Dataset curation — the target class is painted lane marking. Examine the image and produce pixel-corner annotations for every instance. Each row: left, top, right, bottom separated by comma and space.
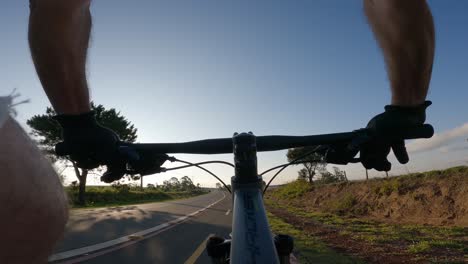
49, 192, 226, 263
225, 209, 231, 215
184, 234, 214, 264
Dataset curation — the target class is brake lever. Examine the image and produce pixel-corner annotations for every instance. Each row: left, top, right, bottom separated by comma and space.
122, 146, 170, 176
101, 163, 127, 183
118, 145, 140, 162
318, 129, 370, 165
347, 129, 371, 153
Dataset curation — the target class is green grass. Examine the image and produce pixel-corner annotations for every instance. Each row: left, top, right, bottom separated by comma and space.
272, 179, 313, 199
266, 194, 467, 258
66, 186, 209, 208
269, 202, 467, 256
267, 212, 363, 264
408, 241, 432, 253
406, 239, 464, 254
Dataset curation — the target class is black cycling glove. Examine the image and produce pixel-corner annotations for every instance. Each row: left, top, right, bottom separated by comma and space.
54, 111, 121, 170
360, 101, 432, 171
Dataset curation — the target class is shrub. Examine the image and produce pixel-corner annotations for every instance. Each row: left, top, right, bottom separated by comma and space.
111, 182, 131, 193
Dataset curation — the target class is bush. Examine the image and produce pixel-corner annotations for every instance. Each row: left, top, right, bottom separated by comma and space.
111, 182, 131, 194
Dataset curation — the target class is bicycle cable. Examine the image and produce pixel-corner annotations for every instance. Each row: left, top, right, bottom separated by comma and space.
259, 162, 305, 176
137, 146, 324, 195
168, 158, 233, 193
163, 160, 235, 171
262, 146, 324, 196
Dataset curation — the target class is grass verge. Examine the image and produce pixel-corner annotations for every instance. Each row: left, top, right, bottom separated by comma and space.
66, 186, 209, 208
267, 212, 363, 264
266, 199, 467, 263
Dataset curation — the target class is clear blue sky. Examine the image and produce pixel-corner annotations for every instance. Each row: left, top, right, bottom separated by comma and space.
1, 1, 467, 186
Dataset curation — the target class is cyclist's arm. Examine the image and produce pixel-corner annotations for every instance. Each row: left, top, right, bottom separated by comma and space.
0, 117, 68, 263
364, 0, 435, 106
29, 0, 92, 114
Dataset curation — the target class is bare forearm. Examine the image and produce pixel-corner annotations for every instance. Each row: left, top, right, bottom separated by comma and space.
28, 0, 92, 114
364, 0, 435, 106
0, 118, 68, 263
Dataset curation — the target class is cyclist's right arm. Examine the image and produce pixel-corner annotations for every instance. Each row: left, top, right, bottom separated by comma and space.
362, 0, 435, 171
364, 0, 435, 107
29, 0, 92, 115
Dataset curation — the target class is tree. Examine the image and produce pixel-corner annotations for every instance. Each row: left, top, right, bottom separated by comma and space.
297, 168, 308, 181
162, 180, 171, 191
180, 176, 195, 191
27, 103, 138, 205
169, 177, 180, 190
332, 167, 348, 182
287, 147, 326, 184
316, 166, 348, 184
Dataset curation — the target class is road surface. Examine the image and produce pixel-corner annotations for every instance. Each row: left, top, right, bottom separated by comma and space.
49, 191, 232, 263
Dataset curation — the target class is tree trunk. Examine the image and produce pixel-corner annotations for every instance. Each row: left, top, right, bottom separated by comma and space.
78, 170, 88, 205
305, 163, 316, 184
72, 162, 88, 205
140, 176, 143, 190
308, 168, 315, 184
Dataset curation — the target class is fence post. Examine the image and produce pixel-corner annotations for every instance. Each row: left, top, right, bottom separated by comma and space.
365, 169, 369, 181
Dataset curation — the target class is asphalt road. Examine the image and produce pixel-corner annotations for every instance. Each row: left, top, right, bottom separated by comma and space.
50, 191, 232, 264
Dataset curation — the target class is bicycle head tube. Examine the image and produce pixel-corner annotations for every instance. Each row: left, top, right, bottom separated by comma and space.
230, 132, 280, 264
232, 132, 259, 183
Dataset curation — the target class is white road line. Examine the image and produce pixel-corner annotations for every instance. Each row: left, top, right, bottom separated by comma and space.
49, 192, 226, 263
184, 234, 214, 264
225, 209, 231, 215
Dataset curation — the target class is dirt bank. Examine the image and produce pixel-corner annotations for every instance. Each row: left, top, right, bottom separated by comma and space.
271, 166, 468, 226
